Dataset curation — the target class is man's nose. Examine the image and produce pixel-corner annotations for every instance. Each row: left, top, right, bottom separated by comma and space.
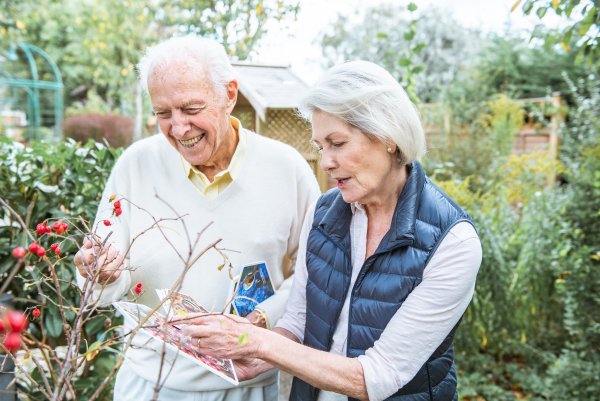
171, 110, 190, 138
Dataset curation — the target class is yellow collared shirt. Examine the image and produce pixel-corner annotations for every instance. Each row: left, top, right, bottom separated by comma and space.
180, 117, 246, 199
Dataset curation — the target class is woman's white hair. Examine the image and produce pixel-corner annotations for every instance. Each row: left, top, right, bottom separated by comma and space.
137, 35, 236, 99
299, 60, 426, 164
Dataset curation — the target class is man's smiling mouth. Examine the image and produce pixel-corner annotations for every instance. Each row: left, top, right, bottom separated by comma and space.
179, 133, 205, 148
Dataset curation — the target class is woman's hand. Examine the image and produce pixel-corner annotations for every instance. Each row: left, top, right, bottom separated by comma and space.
179, 313, 262, 360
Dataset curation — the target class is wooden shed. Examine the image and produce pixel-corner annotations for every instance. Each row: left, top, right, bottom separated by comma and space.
231, 63, 329, 191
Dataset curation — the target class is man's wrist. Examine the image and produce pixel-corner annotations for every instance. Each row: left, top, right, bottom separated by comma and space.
248, 308, 270, 329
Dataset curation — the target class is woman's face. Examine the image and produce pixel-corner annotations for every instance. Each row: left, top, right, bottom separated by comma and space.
311, 111, 398, 205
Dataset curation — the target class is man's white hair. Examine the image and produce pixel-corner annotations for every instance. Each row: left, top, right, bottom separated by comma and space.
137, 35, 236, 98
299, 60, 426, 164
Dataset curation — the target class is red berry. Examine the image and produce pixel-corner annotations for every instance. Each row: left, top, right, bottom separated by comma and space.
44, 226, 51, 234
52, 221, 67, 234
37, 247, 46, 257
12, 246, 26, 259
54, 247, 61, 256
113, 200, 121, 209
114, 207, 122, 216
7, 311, 28, 332
36, 223, 47, 235
50, 243, 59, 250
28, 242, 39, 253
32, 308, 41, 318
134, 287, 142, 294
2, 332, 22, 352
135, 282, 142, 288
0, 319, 5, 333
103, 220, 111, 226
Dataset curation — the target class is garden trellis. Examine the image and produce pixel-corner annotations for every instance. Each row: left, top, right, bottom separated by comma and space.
0, 43, 63, 140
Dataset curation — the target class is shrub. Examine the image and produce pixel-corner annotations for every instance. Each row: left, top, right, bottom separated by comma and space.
0, 137, 122, 399
63, 113, 133, 148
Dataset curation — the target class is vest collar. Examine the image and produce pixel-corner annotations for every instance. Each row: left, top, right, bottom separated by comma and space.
317, 161, 425, 251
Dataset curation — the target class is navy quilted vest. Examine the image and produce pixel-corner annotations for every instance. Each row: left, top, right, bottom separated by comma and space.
290, 161, 474, 401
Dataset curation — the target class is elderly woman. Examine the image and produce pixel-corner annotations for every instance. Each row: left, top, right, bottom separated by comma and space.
182, 61, 482, 401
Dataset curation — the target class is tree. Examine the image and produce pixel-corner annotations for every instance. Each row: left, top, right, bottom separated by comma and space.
513, 0, 599, 63
1, 0, 299, 116
319, 4, 482, 102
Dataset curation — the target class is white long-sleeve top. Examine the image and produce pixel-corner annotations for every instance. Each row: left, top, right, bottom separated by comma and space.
276, 201, 482, 401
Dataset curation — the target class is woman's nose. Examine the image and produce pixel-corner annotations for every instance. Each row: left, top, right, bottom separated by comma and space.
319, 150, 336, 172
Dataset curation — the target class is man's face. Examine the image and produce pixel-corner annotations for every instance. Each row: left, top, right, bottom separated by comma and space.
149, 67, 238, 171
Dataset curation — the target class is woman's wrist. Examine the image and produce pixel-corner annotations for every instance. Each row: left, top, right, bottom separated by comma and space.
249, 323, 270, 360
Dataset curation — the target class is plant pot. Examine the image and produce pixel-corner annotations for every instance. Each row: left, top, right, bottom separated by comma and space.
0, 354, 16, 401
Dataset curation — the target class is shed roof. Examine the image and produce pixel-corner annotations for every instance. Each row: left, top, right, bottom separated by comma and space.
232, 63, 309, 120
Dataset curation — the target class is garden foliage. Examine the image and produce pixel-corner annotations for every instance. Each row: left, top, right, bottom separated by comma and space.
0, 137, 121, 399
426, 76, 599, 400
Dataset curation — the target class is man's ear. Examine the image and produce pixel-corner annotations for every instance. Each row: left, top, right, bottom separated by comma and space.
225, 79, 238, 112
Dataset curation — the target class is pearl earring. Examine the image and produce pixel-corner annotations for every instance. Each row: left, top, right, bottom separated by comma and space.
387, 147, 393, 153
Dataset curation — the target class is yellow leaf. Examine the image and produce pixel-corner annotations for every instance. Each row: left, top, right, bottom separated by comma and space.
552, 0, 559, 9
121, 68, 129, 77
109, 194, 116, 201
15, 20, 26, 30
510, 0, 522, 13
86, 349, 100, 361
481, 334, 488, 348
561, 41, 571, 52
217, 264, 225, 271
255, 5, 263, 15
85, 340, 102, 361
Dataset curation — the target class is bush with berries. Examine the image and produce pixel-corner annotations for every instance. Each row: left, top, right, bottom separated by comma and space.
0, 137, 122, 400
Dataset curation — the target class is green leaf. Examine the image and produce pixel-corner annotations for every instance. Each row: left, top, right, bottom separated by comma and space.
536, 6, 547, 19
398, 57, 412, 67
403, 30, 416, 41
44, 306, 64, 337
407, 3, 417, 12
85, 315, 108, 337
237, 332, 249, 345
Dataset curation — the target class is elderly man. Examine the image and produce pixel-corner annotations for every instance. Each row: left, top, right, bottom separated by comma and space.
74, 36, 320, 401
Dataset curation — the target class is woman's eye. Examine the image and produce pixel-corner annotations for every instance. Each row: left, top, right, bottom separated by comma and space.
332, 142, 345, 148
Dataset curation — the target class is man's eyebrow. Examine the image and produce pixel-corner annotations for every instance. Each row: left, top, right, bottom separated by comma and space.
180, 100, 206, 108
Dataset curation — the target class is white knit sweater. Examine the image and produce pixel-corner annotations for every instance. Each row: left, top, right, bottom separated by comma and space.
79, 131, 320, 391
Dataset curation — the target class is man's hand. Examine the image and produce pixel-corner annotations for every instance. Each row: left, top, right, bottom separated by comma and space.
74, 237, 125, 285
234, 357, 274, 381
246, 309, 268, 329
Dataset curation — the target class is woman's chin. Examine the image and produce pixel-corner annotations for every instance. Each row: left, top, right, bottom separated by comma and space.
339, 191, 357, 204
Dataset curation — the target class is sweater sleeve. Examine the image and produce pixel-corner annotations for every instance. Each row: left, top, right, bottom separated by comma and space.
255, 158, 321, 326
75, 150, 133, 306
